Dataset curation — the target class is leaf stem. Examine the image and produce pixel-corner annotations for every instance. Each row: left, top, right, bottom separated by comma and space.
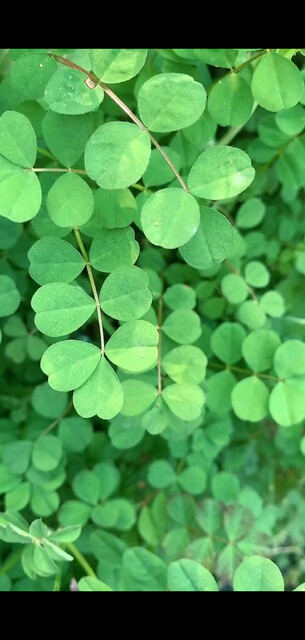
31, 167, 87, 175
49, 53, 188, 192
53, 564, 63, 591
66, 543, 97, 578
208, 361, 281, 382
0, 549, 23, 577
74, 227, 105, 356
38, 398, 73, 439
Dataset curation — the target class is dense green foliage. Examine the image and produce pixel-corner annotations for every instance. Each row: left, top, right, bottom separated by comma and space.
0, 48, 305, 592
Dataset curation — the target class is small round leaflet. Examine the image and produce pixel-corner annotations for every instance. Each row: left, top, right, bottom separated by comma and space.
141, 188, 200, 249
188, 146, 255, 199
46, 173, 94, 228
85, 122, 151, 189
99, 266, 152, 321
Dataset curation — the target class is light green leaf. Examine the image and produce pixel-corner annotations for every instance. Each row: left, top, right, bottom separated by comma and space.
163, 284, 196, 311
42, 111, 90, 168
105, 320, 158, 372
32, 282, 96, 337
72, 470, 100, 505
211, 472, 240, 503
90, 49, 147, 83
46, 173, 94, 227
245, 261, 270, 288
188, 146, 255, 199
179, 206, 234, 269
32, 435, 63, 472
123, 547, 167, 591
40, 340, 101, 392
44, 66, 104, 115
78, 577, 113, 591
208, 74, 253, 127
100, 266, 152, 321
141, 188, 200, 249
143, 147, 182, 188
162, 310, 201, 344
2, 440, 32, 475
211, 322, 246, 364
269, 378, 305, 427
162, 383, 205, 421
32, 382, 68, 419
93, 462, 120, 500
120, 380, 158, 416
0, 111, 37, 167
178, 467, 207, 495
0, 157, 42, 222
89, 227, 139, 273
242, 329, 281, 372
252, 52, 303, 112
148, 460, 176, 489
0, 275, 20, 317
162, 345, 207, 384
11, 53, 58, 101
236, 198, 266, 229
273, 340, 305, 378
28, 236, 85, 285
231, 376, 269, 421
73, 358, 124, 420
85, 122, 151, 189
221, 273, 248, 305
59, 417, 93, 453
137, 73, 206, 132
168, 559, 218, 591
233, 556, 284, 591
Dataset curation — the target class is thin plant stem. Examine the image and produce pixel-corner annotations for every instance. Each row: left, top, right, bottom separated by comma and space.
39, 399, 73, 439
53, 564, 63, 591
66, 543, 97, 578
30, 167, 87, 175
157, 297, 163, 395
0, 549, 23, 577
208, 361, 281, 382
74, 227, 105, 356
49, 53, 189, 192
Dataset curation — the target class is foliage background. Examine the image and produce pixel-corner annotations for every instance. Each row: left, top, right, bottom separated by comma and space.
0, 48, 305, 592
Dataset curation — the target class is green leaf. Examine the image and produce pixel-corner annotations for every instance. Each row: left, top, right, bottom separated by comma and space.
275, 104, 305, 136
162, 310, 201, 344
252, 52, 303, 112
11, 53, 58, 101
148, 460, 176, 489
2, 440, 32, 475
5, 482, 31, 511
273, 340, 305, 378
40, 340, 101, 392
242, 329, 281, 372
196, 499, 222, 534
221, 273, 248, 305
85, 122, 151, 189
269, 378, 305, 427
28, 237, 85, 285
32, 435, 63, 472
30, 486, 59, 517
93, 462, 120, 500
90, 530, 127, 567
188, 146, 255, 199
163, 284, 196, 311
211, 322, 246, 364
123, 547, 167, 591
231, 376, 269, 421
46, 173, 94, 228
120, 380, 158, 416
137, 73, 206, 132
141, 188, 200, 249
245, 261, 270, 288
89, 227, 139, 273
0, 111, 37, 167
0, 157, 42, 222
167, 559, 218, 591
90, 49, 147, 83
59, 417, 93, 453
88, 188, 137, 231
58, 500, 91, 527
233, 556, 284, 591
178, 467, 207, 495
105, 320, 158, 372
32, 382, 68, 419
208, 74, 253, 127
78, 576, 113, 591
72, 470, 100, 506
73, 358, 124, 420
162, 383, 205, 421
100, 266, 152, 321
179, 206, 234, 269
143, 147, 182, 188
236, 198, 266, 229
48, 525, 81, 544
206, 370, 236, 414
0, 276, 20, 317
32, 282, 96, 337
42, 111, 89, 168
44, 66, 104, 115
211, 472, 240, 503
162, 345, 207, 384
